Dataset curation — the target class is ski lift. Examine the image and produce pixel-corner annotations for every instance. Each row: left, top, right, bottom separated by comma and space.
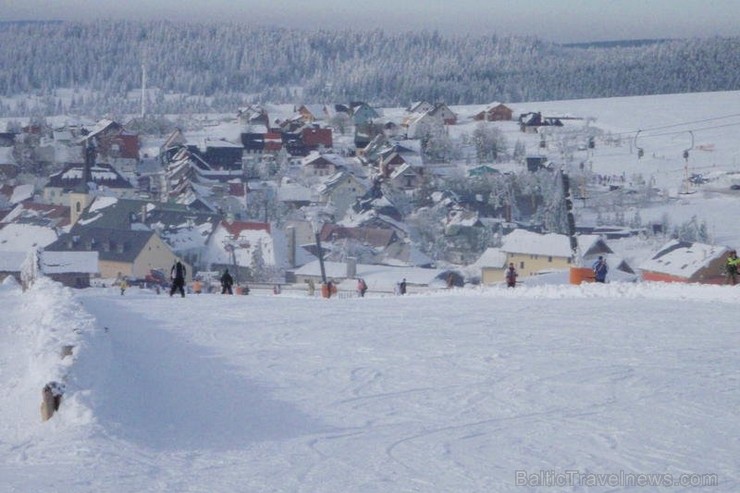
682, 130, 694, 161
634, 130, 644, 159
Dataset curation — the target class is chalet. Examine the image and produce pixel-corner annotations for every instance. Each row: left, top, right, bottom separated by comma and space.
639, 240, 730, 284
83, 119, 140, 160
302, 126, 333, 151
350, 102, 380, 126
46, 226, 188, 281
387, 163, 424, 191
301, 152, 347, 178
379, 144, 424, 177
316, 171, 367, 219
428, 103, 457, 125
473, 103, 513, 122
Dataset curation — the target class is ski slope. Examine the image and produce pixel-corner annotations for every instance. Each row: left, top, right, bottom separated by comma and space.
0, 278, 737, 492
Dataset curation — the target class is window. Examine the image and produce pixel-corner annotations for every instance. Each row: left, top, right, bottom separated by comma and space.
548, 256, 553, 262
519, 261, 524, 269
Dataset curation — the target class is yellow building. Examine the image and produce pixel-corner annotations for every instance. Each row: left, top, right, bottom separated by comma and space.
481, 230, 574, 284
46, 226, 190, 281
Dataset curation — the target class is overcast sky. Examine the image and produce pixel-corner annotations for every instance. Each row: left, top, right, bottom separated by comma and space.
3, 0, 740, 43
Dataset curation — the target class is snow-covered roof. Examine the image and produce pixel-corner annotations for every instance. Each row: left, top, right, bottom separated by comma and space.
638, 240, 729, 277
0, 223, 58, 251
40, 251, 99, 274
9, 184, 33, 204
473, 248, 508, 269
500, 229, 572, 257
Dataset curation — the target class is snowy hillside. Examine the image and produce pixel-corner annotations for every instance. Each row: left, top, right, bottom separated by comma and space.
1, 277, 737, 492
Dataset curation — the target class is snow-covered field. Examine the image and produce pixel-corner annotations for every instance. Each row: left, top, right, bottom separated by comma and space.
1, 277, 737, 492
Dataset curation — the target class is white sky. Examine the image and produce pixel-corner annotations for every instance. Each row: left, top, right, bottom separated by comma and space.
3, 0, 740, 43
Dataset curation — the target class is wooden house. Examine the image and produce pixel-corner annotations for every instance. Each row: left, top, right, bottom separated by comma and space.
473, 103, 513, 122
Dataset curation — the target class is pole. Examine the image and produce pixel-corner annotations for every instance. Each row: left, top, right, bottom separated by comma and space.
315, 231, 327, 284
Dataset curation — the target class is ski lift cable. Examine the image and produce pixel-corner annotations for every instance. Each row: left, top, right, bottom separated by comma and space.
633, 121, 740, 139
608, 113, 740, 137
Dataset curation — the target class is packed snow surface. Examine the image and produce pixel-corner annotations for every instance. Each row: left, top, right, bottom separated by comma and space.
1, 278, 737, 492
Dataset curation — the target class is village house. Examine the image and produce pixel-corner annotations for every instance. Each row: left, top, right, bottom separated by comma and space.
203, 219, 276, 281
316, 171, 367, 220
350, 102, 380, 126
639, 240, 730, 284
301, 151, 347, 178
386, 163, 425, 191
497, 229, 573, 280
46, 226, 188, 281
43, 162, 136, 208
473, 103, 514, 122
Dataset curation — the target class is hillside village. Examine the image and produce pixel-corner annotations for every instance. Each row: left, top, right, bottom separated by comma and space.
0, 95, 738, 292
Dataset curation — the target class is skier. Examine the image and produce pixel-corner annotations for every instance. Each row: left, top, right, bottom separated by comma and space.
726, 250, 739, 285
505, 263, 518, 288
220, 269, 234, 294
170, 260, 187, 297
399, 278, 407, 295
119, 277, 128, 295
592, 256, 608, 283
357, 278, 367, 297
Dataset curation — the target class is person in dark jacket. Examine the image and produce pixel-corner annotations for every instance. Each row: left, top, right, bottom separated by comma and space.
399, 278, 407, 295
220, 269, 234, 294
505, 263, 518, 288
170, 260, 187, 297
592, 256, 608, 283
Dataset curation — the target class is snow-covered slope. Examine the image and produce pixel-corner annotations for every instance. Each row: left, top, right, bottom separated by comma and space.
1, 279, 737, 492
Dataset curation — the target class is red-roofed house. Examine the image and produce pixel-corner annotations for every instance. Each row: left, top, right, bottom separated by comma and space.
639, 240, 730, 284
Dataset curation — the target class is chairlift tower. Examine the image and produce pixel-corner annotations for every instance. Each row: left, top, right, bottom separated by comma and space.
681, 131, 695, 195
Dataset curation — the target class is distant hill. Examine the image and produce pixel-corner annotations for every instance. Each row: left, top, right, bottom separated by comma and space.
0, 21, 738, 117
